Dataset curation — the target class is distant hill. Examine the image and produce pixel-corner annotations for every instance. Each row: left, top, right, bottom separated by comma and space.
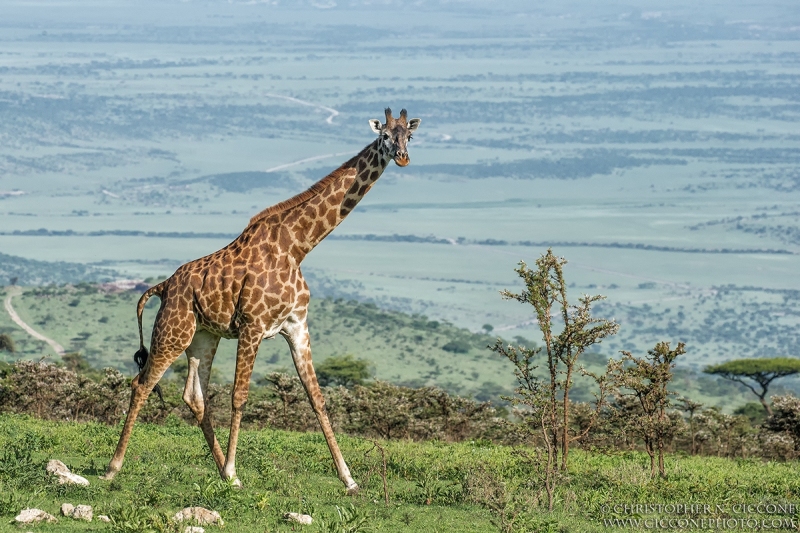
0, 252, 118, 286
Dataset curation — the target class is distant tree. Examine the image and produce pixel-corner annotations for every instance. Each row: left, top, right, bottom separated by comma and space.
441, 339, 471, 354
482, 324, 494, 333
316, 354, 372, 387
704, 358, 800, 416
62, 352, 91, 373
609, 342, 685, 477
0, 334, 15, 353
733, 402, 768, 427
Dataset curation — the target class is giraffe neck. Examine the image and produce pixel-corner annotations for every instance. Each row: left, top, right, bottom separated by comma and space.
253, 138, 392, 262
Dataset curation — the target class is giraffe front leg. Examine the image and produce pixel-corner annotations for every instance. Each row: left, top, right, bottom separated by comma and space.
282, 319, 358, 494
221, 326, 261, 487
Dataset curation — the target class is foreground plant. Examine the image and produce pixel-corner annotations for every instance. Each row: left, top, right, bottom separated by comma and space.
609, 341, 685, 477
490, 249, 618, 509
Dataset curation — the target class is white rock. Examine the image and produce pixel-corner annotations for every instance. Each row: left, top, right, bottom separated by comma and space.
74, 505, 93, 521
15, 508, 57, 524
184, 527, 205, 533
173, 507, 223, 526
97, 515, 111, 523
284, 512, 313, 525
61, 503, 93, 521
46, 459, 89, 486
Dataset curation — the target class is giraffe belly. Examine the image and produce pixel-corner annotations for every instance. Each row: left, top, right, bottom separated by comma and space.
195, 315, 239, 339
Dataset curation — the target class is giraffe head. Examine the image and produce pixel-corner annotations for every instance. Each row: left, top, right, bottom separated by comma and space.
368, 108, 420, 167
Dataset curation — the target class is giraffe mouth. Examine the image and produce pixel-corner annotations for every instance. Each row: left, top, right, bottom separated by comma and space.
394, 155, 409, 167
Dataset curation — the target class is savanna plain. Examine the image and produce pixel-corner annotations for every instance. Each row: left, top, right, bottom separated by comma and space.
1, 0, 799, 531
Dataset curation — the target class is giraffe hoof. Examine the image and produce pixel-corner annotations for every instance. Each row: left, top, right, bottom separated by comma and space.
99, 471, 116, 481
345, 483, 359, 496
231, 477, 243, 489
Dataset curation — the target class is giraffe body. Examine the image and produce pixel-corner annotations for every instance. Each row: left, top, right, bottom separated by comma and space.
101, 109, 420, 493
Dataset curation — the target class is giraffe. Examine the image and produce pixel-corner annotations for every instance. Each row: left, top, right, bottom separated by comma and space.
100, 108, 420, 494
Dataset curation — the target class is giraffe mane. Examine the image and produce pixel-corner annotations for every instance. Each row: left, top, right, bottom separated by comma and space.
245, 145, 372, 228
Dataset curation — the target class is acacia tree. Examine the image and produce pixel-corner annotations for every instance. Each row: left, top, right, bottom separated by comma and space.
492, 249, 618, 472
704, 358, 800, 416
609, 342, 684, 477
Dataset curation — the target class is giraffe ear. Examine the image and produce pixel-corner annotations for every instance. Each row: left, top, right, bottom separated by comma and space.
407, 118, 421, 132
368, 119, 383, 135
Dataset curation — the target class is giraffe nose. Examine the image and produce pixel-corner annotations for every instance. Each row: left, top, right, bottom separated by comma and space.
394, 151, 409, 166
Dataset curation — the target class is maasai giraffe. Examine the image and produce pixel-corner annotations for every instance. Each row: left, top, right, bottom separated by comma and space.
101, 108, 420, 493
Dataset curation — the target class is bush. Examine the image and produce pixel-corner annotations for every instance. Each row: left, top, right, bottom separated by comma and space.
0, 334, 14, 353
441, 339, 471, 354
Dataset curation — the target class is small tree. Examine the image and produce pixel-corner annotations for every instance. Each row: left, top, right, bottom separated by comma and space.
609, 341, 684, 477
704, 358, 800, 416
492, 250, 618, 472
489, 340, 557, 510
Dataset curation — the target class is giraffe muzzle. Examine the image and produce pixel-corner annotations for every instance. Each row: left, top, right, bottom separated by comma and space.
394, 153, 409, 167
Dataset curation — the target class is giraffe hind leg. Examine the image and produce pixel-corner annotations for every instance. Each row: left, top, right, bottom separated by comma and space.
102, 305, 195, 481
183, 329, 226, 475
102, 342, 187, 480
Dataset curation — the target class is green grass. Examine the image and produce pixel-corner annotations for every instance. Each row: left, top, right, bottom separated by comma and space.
0, 412, 798, 532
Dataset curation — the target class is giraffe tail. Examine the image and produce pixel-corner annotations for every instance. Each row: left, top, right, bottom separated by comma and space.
134, 280, 167, 404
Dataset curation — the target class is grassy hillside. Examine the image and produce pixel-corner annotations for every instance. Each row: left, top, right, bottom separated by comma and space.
0, 413, 798, 532
0, 283, 791, 411
0, 283, 513, 402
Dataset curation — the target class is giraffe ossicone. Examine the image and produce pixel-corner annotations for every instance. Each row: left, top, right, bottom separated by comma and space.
100, 108, 421, 494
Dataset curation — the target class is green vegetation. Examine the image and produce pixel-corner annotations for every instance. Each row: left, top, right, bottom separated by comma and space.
0, 334, 14, 353
0, 412, 798, 532
490, 250, 619, 508
704, 358, 800, 415
609, 342, 686, 478
0, 283, 788, 412
0, 284, 511, 402
316, 355, 372, 388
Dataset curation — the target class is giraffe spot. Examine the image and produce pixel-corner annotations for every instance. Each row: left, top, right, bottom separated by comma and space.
313, 220, 327, 237
357, 159, 366, 172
